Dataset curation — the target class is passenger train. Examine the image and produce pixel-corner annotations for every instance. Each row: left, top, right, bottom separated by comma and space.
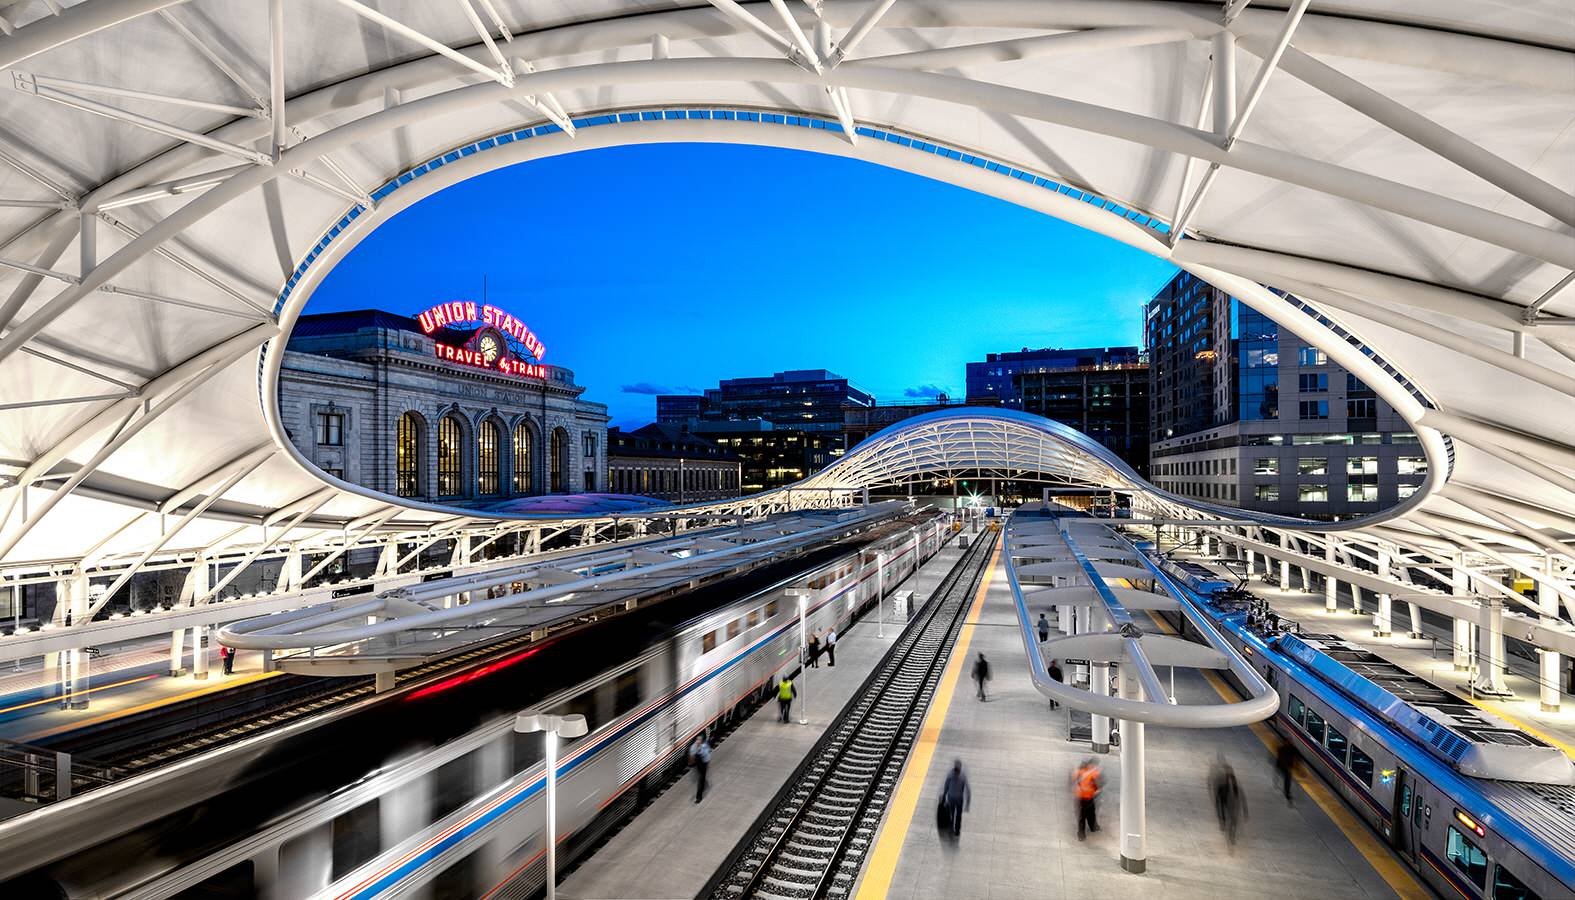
13, 509, 946, 898
1154, 554, 1575, 900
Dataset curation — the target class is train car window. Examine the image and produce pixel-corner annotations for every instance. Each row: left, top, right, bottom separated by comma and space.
1446, 827, 1489, 888
727, 619, 741, 640
331, 799, 381, 880
431, 749, 479, 822
748, 609, 761, 628
1304, 708, 1326, 743
1400, 784, 1412, 817
1491, 863, 1541, 900
1349, 746, 1374, 787
172, 861, 253, 899
1325, 726, 1349, 765
1288, 694, 1306, 727
702, 631, 717, 653
614, 669, 642, 718
427, 848, 480, 900
767, 599, 780, 618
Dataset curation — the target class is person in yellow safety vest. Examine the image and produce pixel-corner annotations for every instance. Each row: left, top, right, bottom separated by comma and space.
1074, 759, 1102, 840
777, 676, 796, 723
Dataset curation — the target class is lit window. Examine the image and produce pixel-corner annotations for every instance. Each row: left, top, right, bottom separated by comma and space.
396, 412, 422, 498
1397, 456, 1428, 475
1299, 484, 1329, 502
437, 415, 464, 497
1298, 457, 1327, 475
1347, 456, 1378, 475
1397, 483, 1420, 499
1255, 485, 1279, 501
1254, 457, 1279, 475
478, 420, 501, 495
1447, 828, 1488, 889
1347, 484, 1378, 502
315, 411, 344, 446
513, 422, 534, 494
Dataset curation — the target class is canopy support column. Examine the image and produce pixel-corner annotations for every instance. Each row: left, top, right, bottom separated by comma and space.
1118, 662, 1146, 874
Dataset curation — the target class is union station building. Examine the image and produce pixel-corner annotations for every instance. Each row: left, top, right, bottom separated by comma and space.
277, 307, 608, 504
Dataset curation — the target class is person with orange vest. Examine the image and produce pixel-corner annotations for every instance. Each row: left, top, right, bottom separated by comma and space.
1074, 759, 1102, 840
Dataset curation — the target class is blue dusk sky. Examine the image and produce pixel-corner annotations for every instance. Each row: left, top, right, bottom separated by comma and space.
311, 143, 1177, 427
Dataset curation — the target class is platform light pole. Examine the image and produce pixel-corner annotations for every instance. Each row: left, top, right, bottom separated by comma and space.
876, 551, 886, 638
515, 711, 589, 900
786, 589, 810, 725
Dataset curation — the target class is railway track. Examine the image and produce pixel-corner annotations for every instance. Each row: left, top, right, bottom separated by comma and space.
706, 531, 996, 900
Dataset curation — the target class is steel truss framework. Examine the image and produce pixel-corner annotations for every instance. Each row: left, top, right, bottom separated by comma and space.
0, 3, 1571, 669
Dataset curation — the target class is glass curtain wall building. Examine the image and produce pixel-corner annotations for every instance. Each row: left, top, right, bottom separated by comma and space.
1145, 273, 1417, 519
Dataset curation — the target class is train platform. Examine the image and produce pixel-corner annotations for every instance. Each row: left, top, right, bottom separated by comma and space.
0, 638, 274, 744
846, 537, 1425, 900
559, 543, 969, 900
1172, 547, 1575, 757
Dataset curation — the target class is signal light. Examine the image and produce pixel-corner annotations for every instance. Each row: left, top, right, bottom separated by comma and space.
1454, 809, 1485, 837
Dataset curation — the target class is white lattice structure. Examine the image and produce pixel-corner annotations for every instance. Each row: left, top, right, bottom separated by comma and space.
0, 3, 1570, 683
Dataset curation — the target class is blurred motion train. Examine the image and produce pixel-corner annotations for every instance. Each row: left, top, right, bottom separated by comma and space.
7, 509, 945, 898
1156, 555, 1575, 900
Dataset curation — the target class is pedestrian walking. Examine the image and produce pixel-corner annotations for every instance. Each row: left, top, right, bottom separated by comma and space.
972, 652, 991, 701
777, 676, 796, 723
824, 627, 837, 667
807, 631, 821, 668
937, 759, 971, 839
1074, 759, 1102, 840
1037, 612, 1051, 644
1275, 742, 1297, 805
219, 644, 235, 675
690, 734, 712, 803
1047, 659, 1064, 710
1210, 753, 1248, 849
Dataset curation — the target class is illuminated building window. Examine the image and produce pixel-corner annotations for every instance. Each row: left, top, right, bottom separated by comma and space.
438, 414, 464, 497
396, 412, 423, 498
478, 420, 501, 495
513, 421, 534, 494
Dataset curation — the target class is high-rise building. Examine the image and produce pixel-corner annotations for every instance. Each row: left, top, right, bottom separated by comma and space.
1144, 272, 1420, 519
963, 346, 1149, 475
688, 420, 842, 494
966, 346, 1142, 407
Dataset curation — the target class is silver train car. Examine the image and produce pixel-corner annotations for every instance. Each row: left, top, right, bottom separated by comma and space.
113, 511, 947, 899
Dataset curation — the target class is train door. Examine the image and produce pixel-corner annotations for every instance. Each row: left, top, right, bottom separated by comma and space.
1392, 769, 1420, 870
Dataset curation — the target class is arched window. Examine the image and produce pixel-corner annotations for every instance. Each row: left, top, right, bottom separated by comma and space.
396, 412, 423, 497
478, 419, 501, 495
550, 427, 569, 493
437, 414, 464, 497
513, 421, 534, 494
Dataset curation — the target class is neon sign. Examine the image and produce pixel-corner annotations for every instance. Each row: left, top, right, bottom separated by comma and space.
416, 301, 545, 361
416, 301, 549, 381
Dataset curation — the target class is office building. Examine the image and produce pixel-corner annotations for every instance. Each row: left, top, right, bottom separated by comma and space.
657, 369, 873, 434
607, 423, 742, 502
687, 420, 842, 494
966, 346, 1142, 407
1144, 272, 1419, 518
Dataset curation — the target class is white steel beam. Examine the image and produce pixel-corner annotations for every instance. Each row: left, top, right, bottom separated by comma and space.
703, 0, 803, 65
13, 75, 273, 165
91, 164, 252, 212
325, 0, 511, 86
269, 0, 286, 157
157, 8, 267, 109
24, 72, 264, 118
829, 0, 898, 65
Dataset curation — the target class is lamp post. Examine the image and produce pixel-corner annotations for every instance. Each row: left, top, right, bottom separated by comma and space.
785, 589, 810, 725
515, 711, 589, 900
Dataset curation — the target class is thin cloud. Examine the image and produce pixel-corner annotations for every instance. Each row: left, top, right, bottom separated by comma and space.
902, 384, 950, 398
621, 382, 702, 395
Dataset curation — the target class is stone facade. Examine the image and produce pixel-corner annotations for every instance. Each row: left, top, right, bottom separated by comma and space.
277, 310, 607, 504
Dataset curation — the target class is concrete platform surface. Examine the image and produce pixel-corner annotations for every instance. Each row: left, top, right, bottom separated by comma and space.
850, 537, 1417, 900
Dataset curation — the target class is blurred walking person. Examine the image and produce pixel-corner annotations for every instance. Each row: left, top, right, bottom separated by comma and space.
1275, 743, 1297, 805
1074, 759, 1102, 840
1037, 612, 1051, 643
937, 760, 971, 839
807, 631, 821, 668
1211, 753, 1248, 849
972, 652, 991, 701
690, 734, 711, 803
777, 676, 796, 723
1046, 659, 1063, 710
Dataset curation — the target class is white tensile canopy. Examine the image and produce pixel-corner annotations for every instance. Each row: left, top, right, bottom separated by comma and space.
0, 2, 1569, 615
